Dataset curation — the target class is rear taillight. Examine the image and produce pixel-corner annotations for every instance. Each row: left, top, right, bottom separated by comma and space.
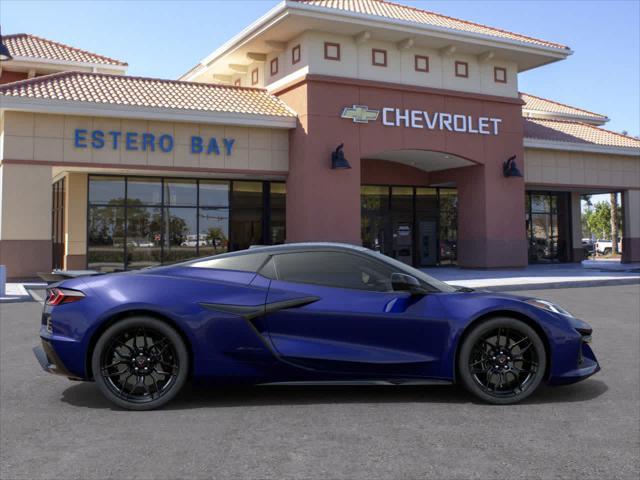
45, 288, 85, 306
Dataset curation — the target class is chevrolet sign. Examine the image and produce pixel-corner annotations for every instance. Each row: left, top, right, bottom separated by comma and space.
340, 104, 502, 135
341, 105, 380, 123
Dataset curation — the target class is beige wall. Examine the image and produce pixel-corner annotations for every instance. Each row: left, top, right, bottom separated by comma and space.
524, 148, 640, 189
624, 189, 640, 238
1, 112, 289, 172
196, 30, 519, 98
0, 162, 52, 240
65, 172, 88, 261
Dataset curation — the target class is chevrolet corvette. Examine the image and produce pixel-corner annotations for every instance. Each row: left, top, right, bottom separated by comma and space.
34, 243, 600, 410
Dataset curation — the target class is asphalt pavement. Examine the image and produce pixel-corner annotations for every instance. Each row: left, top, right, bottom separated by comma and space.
1, 285, 639, 479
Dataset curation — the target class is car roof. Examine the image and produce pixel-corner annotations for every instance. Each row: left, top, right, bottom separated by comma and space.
242, 242, 369, 255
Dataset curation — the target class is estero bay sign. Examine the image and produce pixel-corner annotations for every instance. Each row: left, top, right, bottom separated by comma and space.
341, 105, 503, 135
74, 129, 236, 155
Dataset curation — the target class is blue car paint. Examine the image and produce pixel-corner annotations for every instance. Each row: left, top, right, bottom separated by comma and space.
38, 262, 599, 387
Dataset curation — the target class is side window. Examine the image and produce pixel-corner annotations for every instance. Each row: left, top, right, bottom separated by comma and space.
273, 251, 393, 292
189, 252, 269, 272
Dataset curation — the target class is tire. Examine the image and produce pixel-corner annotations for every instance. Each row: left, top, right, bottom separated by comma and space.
603, 248, 612, 256
92, 316, 189, 411
458, 317, 546, 405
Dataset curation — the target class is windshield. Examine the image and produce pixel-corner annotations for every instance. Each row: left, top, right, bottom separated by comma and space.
365, 249, 458, 293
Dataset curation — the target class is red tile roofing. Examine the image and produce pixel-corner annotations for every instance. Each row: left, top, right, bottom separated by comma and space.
292, 0, 569, 50
3, 33, 127, 67
520, 93, 608, 121
0, 71, 296, 118
524, 118, 640, 149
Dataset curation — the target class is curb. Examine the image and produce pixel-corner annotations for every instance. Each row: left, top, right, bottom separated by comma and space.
478, 278, 640, 292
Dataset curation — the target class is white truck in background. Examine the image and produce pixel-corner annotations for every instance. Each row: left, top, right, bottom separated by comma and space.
594, 238, 623, 255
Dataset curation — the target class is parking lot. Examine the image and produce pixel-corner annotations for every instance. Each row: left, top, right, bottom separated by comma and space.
1, 284, 639, 480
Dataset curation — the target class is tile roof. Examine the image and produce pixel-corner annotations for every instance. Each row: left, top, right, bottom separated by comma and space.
3, 33, 127, 67
292, 0, 569, 50
0, 71, 297, 118
523, 118, 640, 149
520, 93, 608, 121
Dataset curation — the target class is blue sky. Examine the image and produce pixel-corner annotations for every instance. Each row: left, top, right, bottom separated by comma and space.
2, 0, 639, 136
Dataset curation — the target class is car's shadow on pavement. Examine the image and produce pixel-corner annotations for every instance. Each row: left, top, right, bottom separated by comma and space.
60, 379, 608, 411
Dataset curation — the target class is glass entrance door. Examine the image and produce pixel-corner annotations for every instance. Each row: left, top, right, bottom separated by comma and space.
526, 192, 570, 263
361, 185, 457, 267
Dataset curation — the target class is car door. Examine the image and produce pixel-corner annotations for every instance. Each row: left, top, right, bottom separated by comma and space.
260, 250, 450, 379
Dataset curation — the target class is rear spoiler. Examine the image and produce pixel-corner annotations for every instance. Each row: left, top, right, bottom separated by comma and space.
37, 269, 104, 284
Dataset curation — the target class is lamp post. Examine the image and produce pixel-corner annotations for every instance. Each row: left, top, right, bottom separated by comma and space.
0, 27, 13, 61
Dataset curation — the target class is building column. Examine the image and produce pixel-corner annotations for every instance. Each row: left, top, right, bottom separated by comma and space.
454, 164, 528, 268
0, 163, 53, 279
622, 189, 640, 263
570, 192, 585, 262
64, 172, 88, 270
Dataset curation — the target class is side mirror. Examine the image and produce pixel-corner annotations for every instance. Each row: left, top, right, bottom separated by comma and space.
391, 273, 428, 295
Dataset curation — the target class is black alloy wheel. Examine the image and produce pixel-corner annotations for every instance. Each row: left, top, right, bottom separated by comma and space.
458, 317, 546, 404
92, 317, 188, 410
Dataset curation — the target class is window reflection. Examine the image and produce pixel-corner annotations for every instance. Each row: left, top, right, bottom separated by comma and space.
126, 207, 163, 269
88, 206, 125, 272
199, 208, 229, 256
87, 176, 283, 271
127, 177, 162, 205
163, 208, 199, 263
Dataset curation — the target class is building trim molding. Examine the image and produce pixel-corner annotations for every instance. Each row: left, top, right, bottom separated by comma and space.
0, 96, 297, 129
272, 73, 524, 105
0, 159, 289, 178
524, 139, 640, 157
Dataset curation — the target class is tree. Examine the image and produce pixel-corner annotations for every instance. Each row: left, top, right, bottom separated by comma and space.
610, 193, 619, 254
584, 202, 612, 240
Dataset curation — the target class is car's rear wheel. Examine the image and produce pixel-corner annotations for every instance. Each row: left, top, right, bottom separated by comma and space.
458, 317, 546, 405
92, 316, 188, 410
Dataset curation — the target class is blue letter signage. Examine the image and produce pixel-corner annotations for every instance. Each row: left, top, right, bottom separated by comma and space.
75, 129, 235, 157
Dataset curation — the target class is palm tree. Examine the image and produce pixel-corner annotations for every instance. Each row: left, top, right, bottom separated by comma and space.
610, 192, 619, 255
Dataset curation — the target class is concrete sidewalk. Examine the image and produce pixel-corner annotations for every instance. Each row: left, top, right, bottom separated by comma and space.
423, 263, 640, 291
2, 263, 640, 303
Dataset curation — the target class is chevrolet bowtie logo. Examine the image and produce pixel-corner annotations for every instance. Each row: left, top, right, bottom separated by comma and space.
341, 105, 380, 124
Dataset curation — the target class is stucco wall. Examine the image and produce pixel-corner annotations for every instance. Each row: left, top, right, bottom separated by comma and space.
1, 111, 289, 173
524, 148, 640, 189
198, 30, 518, 99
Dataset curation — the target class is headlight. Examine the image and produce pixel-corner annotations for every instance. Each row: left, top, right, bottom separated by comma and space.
524, 298, 573, 317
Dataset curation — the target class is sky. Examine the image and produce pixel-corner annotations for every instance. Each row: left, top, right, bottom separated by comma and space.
1, 0, 639, 137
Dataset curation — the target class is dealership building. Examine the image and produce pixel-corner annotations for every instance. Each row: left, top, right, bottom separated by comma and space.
1, 0, 639, 279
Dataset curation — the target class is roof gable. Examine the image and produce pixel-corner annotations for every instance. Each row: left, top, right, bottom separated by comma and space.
292, 0, 569, 50
520, 92, 608, 124
3, 33, 127, 67
0, 71, 296, 124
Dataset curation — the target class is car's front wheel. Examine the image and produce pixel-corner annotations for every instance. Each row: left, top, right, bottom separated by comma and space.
458, 317, 546, 405
91, 316, 189, 410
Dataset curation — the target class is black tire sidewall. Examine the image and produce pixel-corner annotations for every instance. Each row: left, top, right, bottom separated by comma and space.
92, 316, 189, 411
458, 317, 547, 405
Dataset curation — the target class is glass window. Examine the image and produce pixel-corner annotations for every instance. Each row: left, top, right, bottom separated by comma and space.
232, 181, 263, 208
164, 179, 197, 207
190, 251, 270, 272
270, 183, 286, 245
126, 206, 162, 269
163, 208, 199, 263
89, 176, 125, 205
438, 189, 458, 265
127, 177, 162, 206
361, 186, 389, 213
273, 251, 394, 292
87, 176, 283, 270
87, 205, 125, 272
231, 181, 264, 250
200, 180, 230, 207
199, 208, 230, 257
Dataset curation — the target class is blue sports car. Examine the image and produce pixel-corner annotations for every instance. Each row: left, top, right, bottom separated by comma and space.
34, 243, 600, 410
